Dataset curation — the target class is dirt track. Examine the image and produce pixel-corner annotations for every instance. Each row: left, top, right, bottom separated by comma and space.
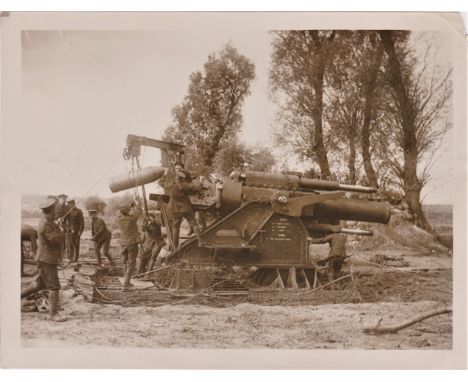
22, 296, 451, 349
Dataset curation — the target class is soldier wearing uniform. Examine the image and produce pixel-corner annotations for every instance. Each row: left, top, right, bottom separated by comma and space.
55, 194, 69, 220
118, 201, 142, 291
167, 162, 203, 248
21, 199, 67, 322
138, 215, 165, 274
89, 210, 115, 267
65, 198, 84, 262
21, 225, 38, 277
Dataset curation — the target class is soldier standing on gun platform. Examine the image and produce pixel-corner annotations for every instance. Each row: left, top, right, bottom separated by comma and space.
167, 162, 203, 248
20, 199, 67, 322
118, 200, 142, 291
89, 209, 115, 267
65, 198, 84, 262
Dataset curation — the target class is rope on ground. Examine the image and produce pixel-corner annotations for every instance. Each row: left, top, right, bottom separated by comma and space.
295, 273, 354, 296
167, 279, 229, 306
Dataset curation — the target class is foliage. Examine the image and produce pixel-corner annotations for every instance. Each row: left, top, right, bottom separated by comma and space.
213, 142, 276, 175
106, 193, 134, 217
270, 30, 339, 179
83, 195, 107, 213
164, 43, 255, 172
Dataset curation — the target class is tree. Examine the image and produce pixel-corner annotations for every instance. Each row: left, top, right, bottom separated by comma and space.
325, 31, 386, 187
249, 145, 277, 172
270, 31, 336, 179
83, 195, 107, 214
164, 43, 255, 173
213, 142, 276, 176
378, 31, 452, 230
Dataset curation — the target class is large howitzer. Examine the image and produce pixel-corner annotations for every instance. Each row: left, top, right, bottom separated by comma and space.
109, 137, 390, 291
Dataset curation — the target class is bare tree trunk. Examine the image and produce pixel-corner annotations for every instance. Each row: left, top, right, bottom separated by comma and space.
378, 31, 432, 231
403, 151, 433, 232
313, 64, 332, 180
361, 39, 383, 188
347, 134, 357, 185
346, 114, 357, 184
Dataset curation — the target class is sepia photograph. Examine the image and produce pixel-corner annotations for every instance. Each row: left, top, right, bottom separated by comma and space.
0, 12, 466, 369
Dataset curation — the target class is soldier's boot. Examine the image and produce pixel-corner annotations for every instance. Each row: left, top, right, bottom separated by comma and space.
193, 225, 206, 247
95, 251, 102, 267
122, 267, 134, 292
74, 241, 80, 262
105, 253, 115, 267
147, 257, 156, 272
21, 283, 41, 299
47, 290, 67, 322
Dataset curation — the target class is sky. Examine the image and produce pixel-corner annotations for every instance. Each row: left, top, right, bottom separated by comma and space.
20, 30, 454, 203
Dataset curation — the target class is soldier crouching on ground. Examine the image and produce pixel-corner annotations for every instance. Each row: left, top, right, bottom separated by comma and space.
65, 198, 84, 262
310, 232, 347, 281
21, 199, 67, 322
137, 214, 166, 275
89, 209, 115, 267
21, 224, 38, 277
118, 200, 142, 291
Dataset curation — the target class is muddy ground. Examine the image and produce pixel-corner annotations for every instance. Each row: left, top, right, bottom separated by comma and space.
21, 203, 453, 349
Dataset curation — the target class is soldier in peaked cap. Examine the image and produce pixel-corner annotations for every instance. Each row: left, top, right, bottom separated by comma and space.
65, 198, 84, 262
21, 199, 67, 322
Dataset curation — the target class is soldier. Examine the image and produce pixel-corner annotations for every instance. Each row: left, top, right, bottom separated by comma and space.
118, 201, 142, 291
327, 233, 347, 280
21, 224, 38, 277
55, 194, 69, 220
166, 162, 203, 248
65, 198, 84, 262
311, 232, 347, 281
20, 199, 67, 322
89, 210, 115, 267
138, 214, 165, 274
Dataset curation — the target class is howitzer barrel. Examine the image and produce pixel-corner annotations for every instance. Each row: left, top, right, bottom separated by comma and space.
299, 178, 376, 193
109, 166, 165, 193
303, 198, 391, 224
240, 171, 376, 193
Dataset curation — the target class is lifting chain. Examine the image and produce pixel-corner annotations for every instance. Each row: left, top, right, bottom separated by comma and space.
123, 147, 131, 161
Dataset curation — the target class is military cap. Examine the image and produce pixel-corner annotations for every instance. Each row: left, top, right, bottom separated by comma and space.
58, 194, 68, 198
67, 198, 75, 204
39, 199, 56, 211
